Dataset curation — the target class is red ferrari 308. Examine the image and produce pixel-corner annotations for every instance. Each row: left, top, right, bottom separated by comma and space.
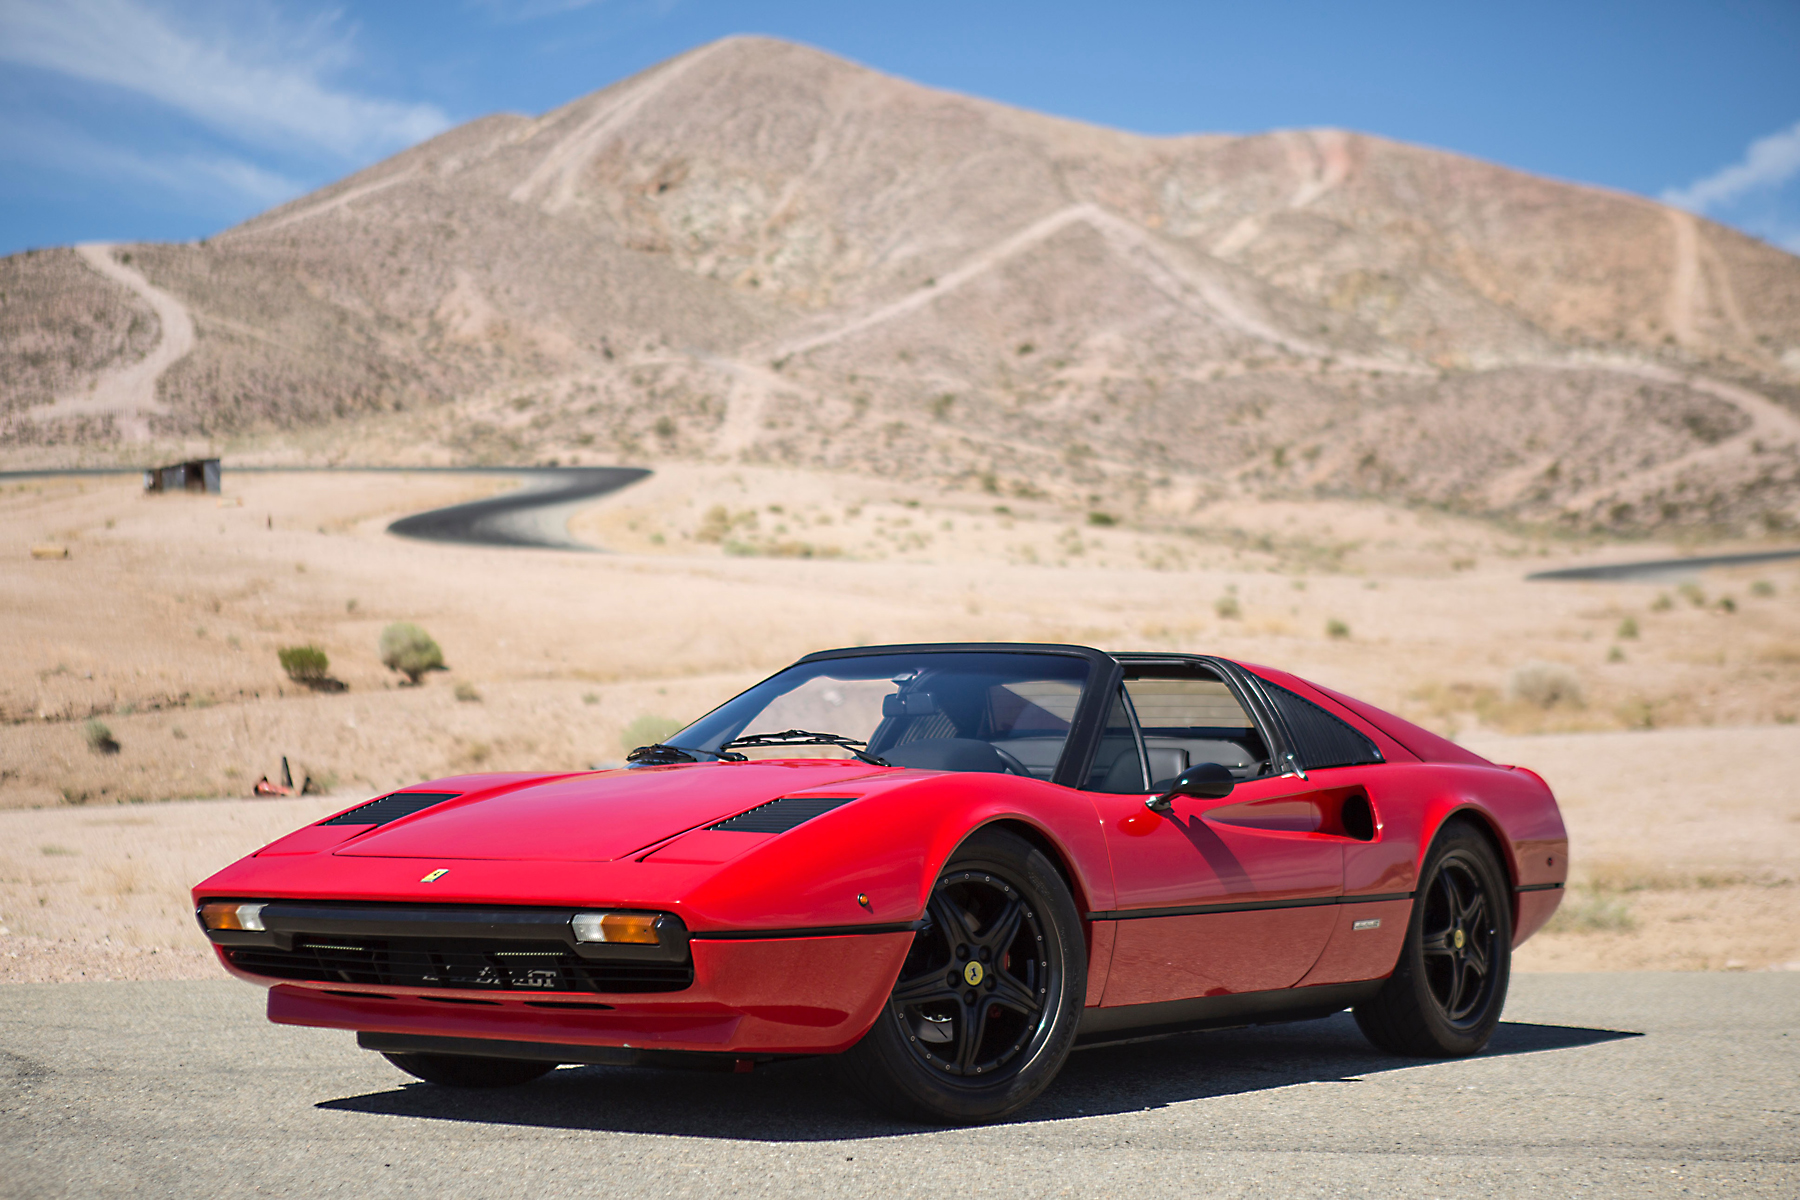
194, 643, 1567, 1123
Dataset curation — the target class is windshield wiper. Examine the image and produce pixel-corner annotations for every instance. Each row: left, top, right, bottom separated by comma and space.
719, 729, 890, 767
625, 743, 747, 765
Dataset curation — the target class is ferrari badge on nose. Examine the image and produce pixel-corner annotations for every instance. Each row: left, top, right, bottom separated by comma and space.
420, 868, 449, 883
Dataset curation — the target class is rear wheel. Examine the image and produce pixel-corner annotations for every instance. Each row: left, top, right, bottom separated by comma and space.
837, 828, 1085, 1124
1355, 819, 1512, 1057
381, 1051, 556, 1088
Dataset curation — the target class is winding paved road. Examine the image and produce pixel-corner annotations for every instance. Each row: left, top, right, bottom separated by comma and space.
3, 973, 1795, 1198
382, 466, 650, 550
0, 466, 651, 551
1527, 547, 1800, 582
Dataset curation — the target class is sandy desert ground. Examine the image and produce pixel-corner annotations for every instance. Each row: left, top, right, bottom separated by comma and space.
2, 468, 1797, 981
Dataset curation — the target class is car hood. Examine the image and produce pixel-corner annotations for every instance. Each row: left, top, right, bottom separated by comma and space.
329, 760, 886, 863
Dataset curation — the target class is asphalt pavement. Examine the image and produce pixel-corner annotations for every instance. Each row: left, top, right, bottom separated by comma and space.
3, 972, 1795, 1198
382, 466, 649, 549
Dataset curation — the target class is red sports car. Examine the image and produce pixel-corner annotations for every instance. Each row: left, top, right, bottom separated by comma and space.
193, 643, 1567, 1123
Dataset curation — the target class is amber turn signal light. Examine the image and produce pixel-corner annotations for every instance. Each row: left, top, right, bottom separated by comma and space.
570, 911, 660, 944
199, 901, 266, 932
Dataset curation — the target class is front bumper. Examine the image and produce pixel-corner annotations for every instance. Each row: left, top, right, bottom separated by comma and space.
245, 932, 914, 1056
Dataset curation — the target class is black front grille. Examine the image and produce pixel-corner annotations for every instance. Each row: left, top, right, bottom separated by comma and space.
227, 936, 692, 993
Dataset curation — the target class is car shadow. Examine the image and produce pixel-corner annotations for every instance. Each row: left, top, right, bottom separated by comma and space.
315, 1013, 1642, 1141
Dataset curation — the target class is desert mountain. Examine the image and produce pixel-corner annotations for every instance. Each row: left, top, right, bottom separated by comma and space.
5, 35, 1800, 533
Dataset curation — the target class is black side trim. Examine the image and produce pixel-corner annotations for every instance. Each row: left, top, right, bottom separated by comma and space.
1515, 882, 1565, 893
321, 792, 461, 827
711, 795, 857, 833
689, 921, 922, 941
1075, 980, 1384, 1046
1086, 891, 1413, 921
357, 1032, 777, 1070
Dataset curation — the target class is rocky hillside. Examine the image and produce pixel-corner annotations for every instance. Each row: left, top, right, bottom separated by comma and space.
5, 35, 1800, 534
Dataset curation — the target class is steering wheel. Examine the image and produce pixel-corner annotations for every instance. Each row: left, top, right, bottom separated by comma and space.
991, 746, 1033, 778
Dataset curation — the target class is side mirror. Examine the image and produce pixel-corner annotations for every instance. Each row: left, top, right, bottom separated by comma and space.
1145, 762, 1235, 814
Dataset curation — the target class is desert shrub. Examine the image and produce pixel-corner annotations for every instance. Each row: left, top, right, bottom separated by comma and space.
380, 622, 444, 684
278, 645, 330, 684
83, 718, 119, 754
1325, 618, 1350, 640
1087, 511, 1117, 527
1750, 580, 1776, 598
620, 714, 684, 755
1545, 890, 1636, 934
1651, 593, 1674, 612
1717, 596, 1736, 613
1678, 582, 1705, 607
1214, 595, 1242, 620
1510, 661, 1583, 709
1616, 617, 1639, 639
1607, 645, 1626, 663
454, 681, 481, 702
695, 505, 732, 543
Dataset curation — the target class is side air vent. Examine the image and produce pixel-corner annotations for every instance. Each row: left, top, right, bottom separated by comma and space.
710, 795, 857, 834
1261, 683, 1383, 771
321, 792, 462, 827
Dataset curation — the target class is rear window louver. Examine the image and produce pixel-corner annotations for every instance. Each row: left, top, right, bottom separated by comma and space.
320, 792, 462, 827
710, 795, 857, 834
1261, 683, 1384, 770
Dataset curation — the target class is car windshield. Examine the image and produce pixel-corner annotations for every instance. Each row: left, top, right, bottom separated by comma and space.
669, 651, 1095, 779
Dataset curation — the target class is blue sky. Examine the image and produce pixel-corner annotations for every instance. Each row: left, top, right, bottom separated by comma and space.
2, 0, 1798, 258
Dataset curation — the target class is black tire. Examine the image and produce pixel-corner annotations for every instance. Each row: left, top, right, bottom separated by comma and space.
381, 1051, 556, 1088
1355, 819, 1512, 1057
837, 827, 1085, 1124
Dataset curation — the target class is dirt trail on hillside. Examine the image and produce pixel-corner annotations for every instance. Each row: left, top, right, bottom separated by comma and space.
33, 245, 193, 440
772, 202, 1321, 362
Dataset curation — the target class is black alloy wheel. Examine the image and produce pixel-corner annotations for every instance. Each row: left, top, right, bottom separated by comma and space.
1354, 818, 1513, 1057
1419, 855, 1500, 1027
837, 828, 1085, 1124
381, 1051, 557, 1088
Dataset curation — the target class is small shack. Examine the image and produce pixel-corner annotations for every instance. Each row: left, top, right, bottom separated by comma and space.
143, 458, 220, 494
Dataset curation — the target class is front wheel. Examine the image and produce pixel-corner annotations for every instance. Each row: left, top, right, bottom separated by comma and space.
381, 1051, 556, 1088
837, 828, 1085, 1124
1355, 818, 1512, 1057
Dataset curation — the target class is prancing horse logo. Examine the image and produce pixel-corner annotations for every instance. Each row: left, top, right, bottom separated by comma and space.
420, 868, 449, 883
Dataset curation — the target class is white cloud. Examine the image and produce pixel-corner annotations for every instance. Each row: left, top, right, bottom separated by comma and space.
1662, 118, 1800, 214
0, 111, 303, 210
0, 0, 451, 163
467, 0, 607, 20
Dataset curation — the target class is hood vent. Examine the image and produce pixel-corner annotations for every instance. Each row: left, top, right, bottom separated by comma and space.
710, 794, 857, 834
321, 792, 462, 827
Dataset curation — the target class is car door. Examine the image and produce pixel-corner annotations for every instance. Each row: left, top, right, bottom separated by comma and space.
1088, 671, 1349, 1006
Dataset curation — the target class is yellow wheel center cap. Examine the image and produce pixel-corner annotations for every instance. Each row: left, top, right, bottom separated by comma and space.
963, 961, 985, 986
1453, 929, 1466, 950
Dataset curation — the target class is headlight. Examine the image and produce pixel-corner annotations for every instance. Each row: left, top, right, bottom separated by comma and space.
570, 911, 661, 945
199, 901, 267, 932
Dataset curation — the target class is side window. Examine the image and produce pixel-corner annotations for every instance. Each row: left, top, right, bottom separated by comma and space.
1084, 689, 1147, 793
1259, 682, 1383, 770
1123, 675, 1271, 786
